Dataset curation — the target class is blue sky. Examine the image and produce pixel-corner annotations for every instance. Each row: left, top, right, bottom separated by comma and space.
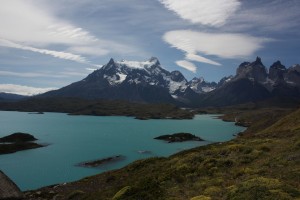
0, 0, 299, 95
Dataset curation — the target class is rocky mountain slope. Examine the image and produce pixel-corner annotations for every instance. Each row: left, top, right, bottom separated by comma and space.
32, 57, 300, 106
41, 58, 188, 103
196, 57, 300, 106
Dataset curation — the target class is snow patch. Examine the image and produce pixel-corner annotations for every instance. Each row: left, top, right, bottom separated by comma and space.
116, 73, 127, 84
117, 60, 155, 69
168, 79, 187, 93
202, 86, 215, 93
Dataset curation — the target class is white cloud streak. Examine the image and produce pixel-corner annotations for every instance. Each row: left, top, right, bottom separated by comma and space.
0, 39, 87, 63
175, 60, 197, 73
186, 53, 221, 66
0, 0, 142, 64
164, 30, 271, 60
159, 0, 241, 27
0, 70, 87, 78
0, 84, 56, 96
0, 0, 97, 46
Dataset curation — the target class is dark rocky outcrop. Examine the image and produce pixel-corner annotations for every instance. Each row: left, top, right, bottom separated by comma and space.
0, 133, 37, 143
269, 61, 286, 82
0, 170, 23, 199
77, 155, 125, 168
154, 132, 204, 143
285, 64, 300, 85
0, 133, 44, 155
236, 57, 268, 82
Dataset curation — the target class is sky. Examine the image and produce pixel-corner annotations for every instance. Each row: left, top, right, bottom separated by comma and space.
0, 0, 299, 95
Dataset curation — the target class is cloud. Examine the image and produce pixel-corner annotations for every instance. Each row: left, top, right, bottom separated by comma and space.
159, 0, 241, 27
0, 39, 87, 63
0, 70, 87, 78
0, 84, 56, 96
175, 60, 197, 73
186, 53, 221, 66
86, 68, 98, 71
68, 46, 109, 56
224, 1, 300, 33
163, 30, 271, 59
0, 0, 145, 64
0, 1, 97, 46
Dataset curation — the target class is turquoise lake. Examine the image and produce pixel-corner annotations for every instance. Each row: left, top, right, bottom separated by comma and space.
0, 111, 244, 191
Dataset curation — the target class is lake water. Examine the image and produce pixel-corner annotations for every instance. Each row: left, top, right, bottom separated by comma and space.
0, 111, 244, 191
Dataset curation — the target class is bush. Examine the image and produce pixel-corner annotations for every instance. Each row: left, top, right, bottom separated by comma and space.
204, 186, 222, 196
67, 190, 85, 199
227, 177, 298, 200
112, 186, 132, 200
190, 195, 211, 200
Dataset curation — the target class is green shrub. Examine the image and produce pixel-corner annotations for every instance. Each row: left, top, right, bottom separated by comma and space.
259, 145, 271, 152
67, 190, 85, 199
204, 186, 222, 196
227, 177, 297, 200
112, 186, 132, 200
190, 195, 211, 200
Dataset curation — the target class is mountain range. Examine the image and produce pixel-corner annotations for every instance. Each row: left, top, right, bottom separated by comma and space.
39, 56, 300, 107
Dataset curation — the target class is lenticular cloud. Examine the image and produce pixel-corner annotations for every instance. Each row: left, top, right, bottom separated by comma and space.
163, 30, 271, 59
159, 0, 241, 27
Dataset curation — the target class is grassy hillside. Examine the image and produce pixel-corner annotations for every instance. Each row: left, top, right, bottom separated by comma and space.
25, 107, 300, 200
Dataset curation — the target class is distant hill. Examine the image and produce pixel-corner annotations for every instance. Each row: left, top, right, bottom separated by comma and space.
0, 92, 27, 102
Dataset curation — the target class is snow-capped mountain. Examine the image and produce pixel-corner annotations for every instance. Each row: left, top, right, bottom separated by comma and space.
41, 57, 202, 104
188, 77, 217, 93
41, 56, 300, 107
98, 57, 188, 95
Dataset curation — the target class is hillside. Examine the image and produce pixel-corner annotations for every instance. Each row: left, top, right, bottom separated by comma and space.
24, 106, 300, 200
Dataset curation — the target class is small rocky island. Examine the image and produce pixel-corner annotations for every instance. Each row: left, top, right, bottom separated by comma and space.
0, 132, 45, 154
77, 155, 125, 168
154, 132, 204, 143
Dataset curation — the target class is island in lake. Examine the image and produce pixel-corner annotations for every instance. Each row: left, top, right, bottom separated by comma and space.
0, 132, 45, 154
77, 155, 125, 168
154, 132, 204, 143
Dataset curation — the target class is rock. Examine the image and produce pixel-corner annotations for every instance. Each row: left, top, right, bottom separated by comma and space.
0, 142, 44, 155
77, 155, 125, 168
0, 133, 45, 155
269, 61, 286, 82
137, 150, 152, 154
0, 170, 24, 199
0, 132, 37, 143
236, 56, 268, 82
154, 132, 204, 143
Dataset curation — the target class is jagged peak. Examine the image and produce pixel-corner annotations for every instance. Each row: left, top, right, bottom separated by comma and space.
274, 60, 282, 65
270, 60, 286, 70
101, 58, 118, 71
149, 57, 159, 62
108, 58, 115, 64
255, 56, 262, 63
239, 62, 250, 68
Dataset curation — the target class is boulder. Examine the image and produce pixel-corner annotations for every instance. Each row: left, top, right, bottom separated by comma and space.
0, 170, 23, 199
